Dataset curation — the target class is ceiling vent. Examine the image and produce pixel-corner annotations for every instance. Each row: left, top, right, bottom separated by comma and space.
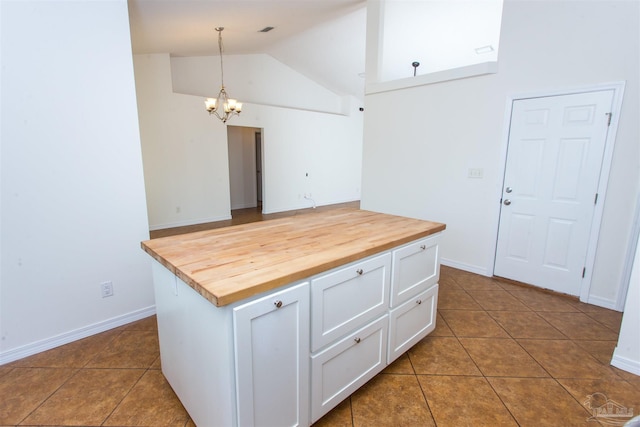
259, 26, 275, 33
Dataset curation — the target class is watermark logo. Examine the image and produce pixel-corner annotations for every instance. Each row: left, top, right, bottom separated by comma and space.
584, 392, 634, 426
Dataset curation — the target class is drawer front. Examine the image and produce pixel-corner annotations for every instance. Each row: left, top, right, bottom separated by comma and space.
390, 234, 440, 307
310, 315, 388, 423
388, 284, 438, 364
311, 253, 390, 352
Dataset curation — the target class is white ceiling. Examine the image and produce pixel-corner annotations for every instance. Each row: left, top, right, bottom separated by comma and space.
128, 0, 368, 99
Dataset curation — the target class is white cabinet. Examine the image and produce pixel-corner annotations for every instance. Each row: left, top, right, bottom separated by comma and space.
388, 284, 438, 363
234, 282, 310, 427
152, 232, 442, 427
311, 315, 388, 422
311, 253, 390, 352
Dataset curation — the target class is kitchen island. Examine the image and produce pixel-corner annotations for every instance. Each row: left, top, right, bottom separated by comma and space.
142, 208, 445, 426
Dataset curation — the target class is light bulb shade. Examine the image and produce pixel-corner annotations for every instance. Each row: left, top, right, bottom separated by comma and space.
227, 99, 237, 110
235, 102, 243, 112
205, 98, 217, 112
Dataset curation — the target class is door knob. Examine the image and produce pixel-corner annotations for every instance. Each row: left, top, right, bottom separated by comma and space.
505, 187, 513, 193
504, 199, 511, 206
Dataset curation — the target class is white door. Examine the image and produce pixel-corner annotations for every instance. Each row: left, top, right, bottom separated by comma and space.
494, 90, 614, 296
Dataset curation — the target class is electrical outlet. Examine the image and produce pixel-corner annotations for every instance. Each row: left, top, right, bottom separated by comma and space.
101, 281, 114, 298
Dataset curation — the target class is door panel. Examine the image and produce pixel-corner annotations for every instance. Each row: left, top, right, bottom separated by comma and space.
495, 90, 613, 296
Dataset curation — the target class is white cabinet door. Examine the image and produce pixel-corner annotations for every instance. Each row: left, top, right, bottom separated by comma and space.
233, 282, 310, 427
390, 235, 440, 307
388, 284, 438, 364
310, 315, 388, 423
311, 253, 390, 352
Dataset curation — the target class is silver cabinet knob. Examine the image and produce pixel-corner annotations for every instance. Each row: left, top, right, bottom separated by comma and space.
417, 299, 422, 305
503, 199, 511, 206
356, 269, 363, 275
505, 187, 513, 193
354, 337, 361, 344
274, 300, 283, 308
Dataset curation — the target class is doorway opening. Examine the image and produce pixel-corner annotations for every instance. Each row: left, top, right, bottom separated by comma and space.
227, 126, 264, 217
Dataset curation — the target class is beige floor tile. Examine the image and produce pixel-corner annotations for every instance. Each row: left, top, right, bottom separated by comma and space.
86, 330, 159, 368
8, 329, 120, 369
312, 398, 352, 427
408, 336, 481, 376
451, 273, 501, 291
123, 315, 158, 331
0, 367, 12, 379
437, 289, 482, 310
418, 375, 517, 427
488, 377, 593, 427
150, 355, 162, 370
509, 289, 579, 312
538, 312, 619, 341
0, 367, 76, 425
487, 311, 566, 339
583, 309, 623, 333
518, 339, 622, 380
466, 290, 531, 311
437, 274, 462, 290
459, 337, 548, 378
573, 340, 617, 364
439, 310, 509, 338
430, 312, 454, 337
104, 370, 189, 426
21, 368, 144, 426
383, 353, 414, 374
351, 374, 434, 427
558, 378, 640, 426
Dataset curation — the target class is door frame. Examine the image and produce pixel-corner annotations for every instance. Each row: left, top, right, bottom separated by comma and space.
490, 81, 626, 307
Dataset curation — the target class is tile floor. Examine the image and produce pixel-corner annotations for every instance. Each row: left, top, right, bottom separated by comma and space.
1, 266, 638, 426
3, 205, 639, 426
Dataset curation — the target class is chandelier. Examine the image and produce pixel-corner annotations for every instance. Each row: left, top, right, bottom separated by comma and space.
204, 27, 242, 123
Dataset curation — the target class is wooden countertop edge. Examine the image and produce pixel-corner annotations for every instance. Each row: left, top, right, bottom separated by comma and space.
142, 223, 445, 307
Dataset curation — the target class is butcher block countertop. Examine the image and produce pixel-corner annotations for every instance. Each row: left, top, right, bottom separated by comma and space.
141, 208, 445, 307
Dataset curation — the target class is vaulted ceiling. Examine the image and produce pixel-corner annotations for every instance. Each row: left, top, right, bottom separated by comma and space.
127, 0, 368, 99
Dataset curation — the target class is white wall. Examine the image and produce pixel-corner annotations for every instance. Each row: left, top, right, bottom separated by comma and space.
380, 0, 503, 80
612, 231, 640, 375
0, 0, 153, 363
228, 126, 259, 210
135, 53, 363, 228
361, 0, 639, 309
134, 54, 231, 230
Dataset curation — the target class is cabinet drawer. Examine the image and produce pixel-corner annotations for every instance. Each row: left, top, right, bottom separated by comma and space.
310, 315, 388, 423
388, 284, 438, 364
311, 253, 390, 352
390, 234, 440, 307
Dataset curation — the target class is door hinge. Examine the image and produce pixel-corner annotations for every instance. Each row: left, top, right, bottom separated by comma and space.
594, 193, 599, 205
606, 112, 612, 126
582, 267, 586, 278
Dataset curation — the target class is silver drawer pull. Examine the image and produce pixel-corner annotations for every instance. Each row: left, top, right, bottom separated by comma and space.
356, 269, 363, 275
274, 300, 283, 308
354, 337, 361, 344
416, 299, 422, 305
420, 245, 426, 250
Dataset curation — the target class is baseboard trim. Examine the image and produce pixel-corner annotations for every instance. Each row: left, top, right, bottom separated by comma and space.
440, 258, 490, 277
586, 295, 618, 311
0, 306, 156, 366
611, 352, 640, 376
